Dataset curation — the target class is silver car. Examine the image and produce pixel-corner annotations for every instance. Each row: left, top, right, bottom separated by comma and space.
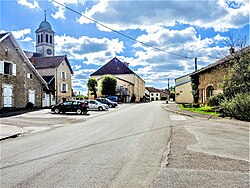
88, 100, 109, 111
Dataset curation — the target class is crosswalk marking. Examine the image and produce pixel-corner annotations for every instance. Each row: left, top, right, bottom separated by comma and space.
170, 115, 186, 121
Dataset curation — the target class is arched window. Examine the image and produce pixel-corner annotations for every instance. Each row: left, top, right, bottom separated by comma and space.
50, 35, 52, 43
46, 34, 48, 43
41, 34, 43, 42
38, 35, 40, 43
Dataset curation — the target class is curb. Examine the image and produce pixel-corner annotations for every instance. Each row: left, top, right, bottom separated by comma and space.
0, 125, 24, 141
164, 105, 249, 126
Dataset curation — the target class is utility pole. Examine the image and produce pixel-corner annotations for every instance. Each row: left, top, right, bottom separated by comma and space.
195, 57, 198, 71
168, 78, 169, 90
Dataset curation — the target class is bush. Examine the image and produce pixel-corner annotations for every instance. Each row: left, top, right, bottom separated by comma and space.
26, 102, 34, 109
219, 93, 250, 121
207, 93, 224, 106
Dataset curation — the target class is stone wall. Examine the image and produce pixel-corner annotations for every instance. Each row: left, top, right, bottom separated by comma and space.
197, 62, 233, 103
0, 36, 43, 108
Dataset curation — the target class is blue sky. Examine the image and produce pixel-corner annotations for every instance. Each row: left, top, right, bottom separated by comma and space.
1, 0, 249, 95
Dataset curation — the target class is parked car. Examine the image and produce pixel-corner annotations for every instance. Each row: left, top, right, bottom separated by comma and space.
51, 100, 89, 115
106, 96, 118, 102
88, 100, 109, 111
96, 98, 118, 108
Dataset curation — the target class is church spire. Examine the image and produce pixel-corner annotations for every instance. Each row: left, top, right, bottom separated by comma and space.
44, 10, 46, 21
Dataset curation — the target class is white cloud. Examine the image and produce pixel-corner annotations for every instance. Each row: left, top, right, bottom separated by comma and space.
50, 0, 85, 20
54, 34, 124, 64
17, 0, 39, 9
77, 0, 249, 31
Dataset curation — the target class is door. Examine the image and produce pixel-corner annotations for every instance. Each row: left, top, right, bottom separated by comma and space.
28, 90, 35, 105
3, 85, 13, 107
45, 93, 51, 107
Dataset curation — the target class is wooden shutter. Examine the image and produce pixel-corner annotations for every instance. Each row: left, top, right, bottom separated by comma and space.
66, 84, 68, 92
0, 61, 4, 74
12, 64, 16, 76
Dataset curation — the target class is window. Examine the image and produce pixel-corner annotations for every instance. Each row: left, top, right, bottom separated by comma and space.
27, 73, 33, 79
151, 93, 154, 96
41, 34, 43, 42
0, 61, 16, 76
46, 34, 48, 43
50, 35, 52, 43
38, 35, 40, 43
61, 83, 68, 93
156, 93, 159, 96
61, 71, 66, 80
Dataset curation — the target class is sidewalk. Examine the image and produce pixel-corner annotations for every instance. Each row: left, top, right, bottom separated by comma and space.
164, 102, 249, 126
0, 124, 23, 141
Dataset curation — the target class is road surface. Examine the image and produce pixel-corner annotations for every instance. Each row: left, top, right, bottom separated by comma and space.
1, 101, 249, 187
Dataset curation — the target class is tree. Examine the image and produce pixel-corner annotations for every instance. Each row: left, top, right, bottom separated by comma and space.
87, 78, 98, 99
101, 75, 117, 96
223, 54, 250, 99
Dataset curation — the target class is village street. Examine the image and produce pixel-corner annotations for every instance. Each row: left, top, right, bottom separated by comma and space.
0, 101, 249, 188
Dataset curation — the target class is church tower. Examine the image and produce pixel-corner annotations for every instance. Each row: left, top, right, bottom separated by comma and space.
35, 11, 55, 57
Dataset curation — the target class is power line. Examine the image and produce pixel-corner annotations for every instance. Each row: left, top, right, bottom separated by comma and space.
51, 0, 193, 59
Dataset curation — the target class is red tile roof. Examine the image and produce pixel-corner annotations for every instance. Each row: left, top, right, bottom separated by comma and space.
146, 87, 161, 93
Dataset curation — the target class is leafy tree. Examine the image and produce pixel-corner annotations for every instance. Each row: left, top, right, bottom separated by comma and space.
223, 54, 250, 99
87, 78, 98, 99
101, 75, 117, 96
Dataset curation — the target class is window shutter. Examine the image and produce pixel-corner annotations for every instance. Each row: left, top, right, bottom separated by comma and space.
61, 71, 63, 79
65, 72, 67, 80
61, 83, 63, 91
27, 73, 30, 78
12, 64, 16, 76
66, 84, 68, 92
0, 61, 4, 74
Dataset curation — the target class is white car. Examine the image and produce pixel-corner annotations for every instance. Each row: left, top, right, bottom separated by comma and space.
88, 100, 109, 111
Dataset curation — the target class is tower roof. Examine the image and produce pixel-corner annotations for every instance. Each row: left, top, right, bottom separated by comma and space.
36, 20, 53, 33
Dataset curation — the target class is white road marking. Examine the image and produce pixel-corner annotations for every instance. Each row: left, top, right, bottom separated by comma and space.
170, 115, 186, 121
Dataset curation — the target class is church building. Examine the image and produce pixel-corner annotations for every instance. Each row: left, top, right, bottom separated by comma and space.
25, 13, 73, 105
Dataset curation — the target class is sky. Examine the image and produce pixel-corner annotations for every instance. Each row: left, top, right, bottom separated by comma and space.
1, 0, 249, 95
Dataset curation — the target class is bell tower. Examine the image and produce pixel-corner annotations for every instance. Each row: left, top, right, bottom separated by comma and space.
35, 11, 55, 57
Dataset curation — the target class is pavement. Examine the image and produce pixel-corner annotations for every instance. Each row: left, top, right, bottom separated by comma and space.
0, 102, 249, 141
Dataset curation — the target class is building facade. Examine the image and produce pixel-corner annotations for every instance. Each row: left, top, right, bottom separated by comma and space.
175, 74, 193, 104
190, 46, 250, 104
90, 57, 145, 102
0, 33, 48, 109
145, 87, 161, 101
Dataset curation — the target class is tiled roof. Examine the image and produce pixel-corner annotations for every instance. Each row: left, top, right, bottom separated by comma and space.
146, 87, 161, 93
191, 46, 250, 75
31, 55, 73, 74
90, 57, 134, 76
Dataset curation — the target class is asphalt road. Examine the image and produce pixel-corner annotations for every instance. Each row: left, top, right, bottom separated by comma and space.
1, 101, 249, 188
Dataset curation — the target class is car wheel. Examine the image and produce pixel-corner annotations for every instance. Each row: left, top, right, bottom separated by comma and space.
76, 109, 82, 115
54, 108, 60, 114
109, 104, 113, 108
98, 106, 103, 111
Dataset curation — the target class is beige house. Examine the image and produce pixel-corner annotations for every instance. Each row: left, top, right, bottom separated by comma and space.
175, 74, 193, 104
0, 32, 48, 109
32, 56, 73, 104
90, 57, 145, 102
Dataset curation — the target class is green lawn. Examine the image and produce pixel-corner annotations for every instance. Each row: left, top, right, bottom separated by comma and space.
178, 105, 220, 116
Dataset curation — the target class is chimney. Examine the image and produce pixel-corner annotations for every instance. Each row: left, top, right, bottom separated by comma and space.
32, 56, 34, 65
123, 62, 129, 67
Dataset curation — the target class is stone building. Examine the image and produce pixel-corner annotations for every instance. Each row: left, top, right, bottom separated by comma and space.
90, 57, 145, 102
0, 32, 48, 109
26, 16, 73, 105
190, 46, 250, 104
175, 73, 193, 104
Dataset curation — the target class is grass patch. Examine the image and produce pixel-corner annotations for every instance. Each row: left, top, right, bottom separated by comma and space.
178, 104, 219, 116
